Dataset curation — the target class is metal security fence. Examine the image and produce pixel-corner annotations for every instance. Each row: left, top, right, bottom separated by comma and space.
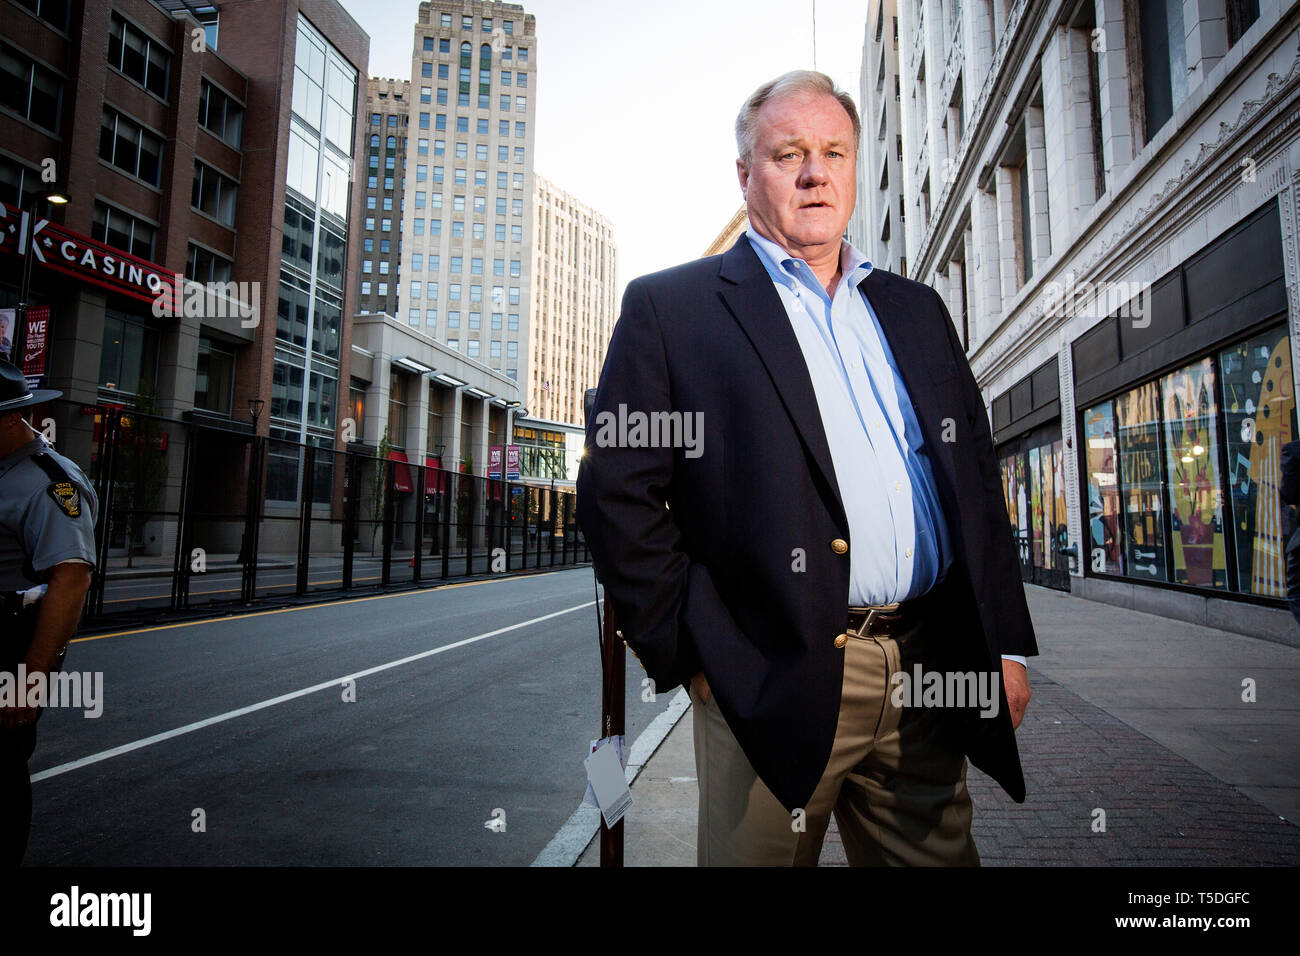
36, 400, 587, 625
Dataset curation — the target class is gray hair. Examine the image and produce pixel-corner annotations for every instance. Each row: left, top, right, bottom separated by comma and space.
735, 70, 861, 166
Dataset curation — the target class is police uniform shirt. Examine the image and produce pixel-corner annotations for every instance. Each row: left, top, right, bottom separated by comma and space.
0, 437, 98, 591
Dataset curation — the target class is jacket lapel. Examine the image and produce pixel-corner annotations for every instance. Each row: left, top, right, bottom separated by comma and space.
717, 237, 846, 525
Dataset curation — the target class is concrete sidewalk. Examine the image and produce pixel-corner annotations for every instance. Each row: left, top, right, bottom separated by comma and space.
577, 586, 1300, 866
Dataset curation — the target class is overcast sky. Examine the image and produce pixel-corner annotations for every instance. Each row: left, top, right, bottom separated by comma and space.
340, 0, 872, 299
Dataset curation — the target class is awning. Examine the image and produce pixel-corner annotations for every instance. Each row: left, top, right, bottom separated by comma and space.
425, 455, 447, 494
388, 450, 414, 493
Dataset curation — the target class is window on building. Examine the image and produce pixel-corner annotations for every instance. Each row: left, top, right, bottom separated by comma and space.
1226, 0, 1260, 46
108, 12, 170, 99
99, 309, 160, 396
1137, 0, 1188, 143
92, 201, 156, 259
198, 80, 243, 148
99, 108, 163, 185
186, 244, 233, 284
191, 157, 243, 222
1081, 324, 1295, 596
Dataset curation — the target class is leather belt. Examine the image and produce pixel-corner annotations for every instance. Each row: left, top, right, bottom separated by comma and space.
846, 599, 924, 636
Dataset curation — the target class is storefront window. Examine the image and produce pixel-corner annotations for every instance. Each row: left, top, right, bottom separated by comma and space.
1220, 325, 1297, 596
98, 310, 159, 397
1083, 401, 1123, 574
194, 337, 234, 416
1115, 381, 1167, 582
1082, 324, 1294, 599
1161, 358, 1227, 589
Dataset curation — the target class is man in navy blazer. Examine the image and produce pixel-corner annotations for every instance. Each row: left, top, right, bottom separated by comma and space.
577, 71, 1036, 866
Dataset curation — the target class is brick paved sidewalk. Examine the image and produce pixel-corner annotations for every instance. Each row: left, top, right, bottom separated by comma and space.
817, 672, 1300, 866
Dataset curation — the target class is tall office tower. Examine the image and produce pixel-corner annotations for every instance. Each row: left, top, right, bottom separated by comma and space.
358, 77, 410, 316
848, 0, 907, 275
396, 0, 537, 383
529, 174, 617, 425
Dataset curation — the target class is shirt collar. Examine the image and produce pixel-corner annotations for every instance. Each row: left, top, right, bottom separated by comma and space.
744, 227, 873, 295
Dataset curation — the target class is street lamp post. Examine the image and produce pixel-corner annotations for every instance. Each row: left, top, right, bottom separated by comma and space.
11, 190, 69, 372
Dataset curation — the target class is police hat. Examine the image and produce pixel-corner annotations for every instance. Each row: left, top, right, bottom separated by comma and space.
0, 358, 61, 413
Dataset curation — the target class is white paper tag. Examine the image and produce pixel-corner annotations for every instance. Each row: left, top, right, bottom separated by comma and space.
582, 735, 626, 808
584, 738, 633, 828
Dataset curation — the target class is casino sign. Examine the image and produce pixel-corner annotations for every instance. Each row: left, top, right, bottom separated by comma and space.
0, 200, 179, 312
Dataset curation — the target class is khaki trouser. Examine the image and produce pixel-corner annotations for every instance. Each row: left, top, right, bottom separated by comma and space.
690, 615, 979, 866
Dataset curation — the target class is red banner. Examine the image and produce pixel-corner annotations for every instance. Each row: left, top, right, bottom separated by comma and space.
22, 305, 49, 387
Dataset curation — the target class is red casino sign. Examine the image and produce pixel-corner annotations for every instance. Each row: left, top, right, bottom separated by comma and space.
0, 201, 179, 311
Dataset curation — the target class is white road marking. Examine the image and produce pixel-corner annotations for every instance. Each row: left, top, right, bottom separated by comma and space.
31, 600, 596, 783
531, 687, 692, 867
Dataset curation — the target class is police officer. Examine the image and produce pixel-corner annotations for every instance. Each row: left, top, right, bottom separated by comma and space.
0, 358, 97, 865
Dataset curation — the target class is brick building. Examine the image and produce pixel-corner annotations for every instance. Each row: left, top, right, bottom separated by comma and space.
0, 0, 369, 557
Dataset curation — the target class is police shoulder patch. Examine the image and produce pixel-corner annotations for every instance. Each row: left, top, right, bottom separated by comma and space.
46, 480, 81, 518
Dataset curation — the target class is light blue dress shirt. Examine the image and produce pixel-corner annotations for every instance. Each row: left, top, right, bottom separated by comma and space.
745, 229, 1025, 668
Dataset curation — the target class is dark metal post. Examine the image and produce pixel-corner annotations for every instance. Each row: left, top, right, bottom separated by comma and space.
440, 473, 452, 579
170, 420, 197, 610
342, 451, 358, 589
412, 465, 425, 581
599, 596, 625, 867
295, 445, 315, 595
88, 407, 119, 618
381, 458, 395, 586
240, 435, 264, 604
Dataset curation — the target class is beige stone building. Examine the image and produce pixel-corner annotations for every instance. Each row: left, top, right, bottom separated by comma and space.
528, 174, 617, 424
702, 205, 749, 256
855, 0, 1300, 641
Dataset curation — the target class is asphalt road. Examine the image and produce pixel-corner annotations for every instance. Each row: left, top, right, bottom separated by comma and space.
24, 567, 668, 865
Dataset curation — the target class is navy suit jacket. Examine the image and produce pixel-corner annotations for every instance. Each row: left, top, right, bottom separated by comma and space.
576, 236, 1038, 810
